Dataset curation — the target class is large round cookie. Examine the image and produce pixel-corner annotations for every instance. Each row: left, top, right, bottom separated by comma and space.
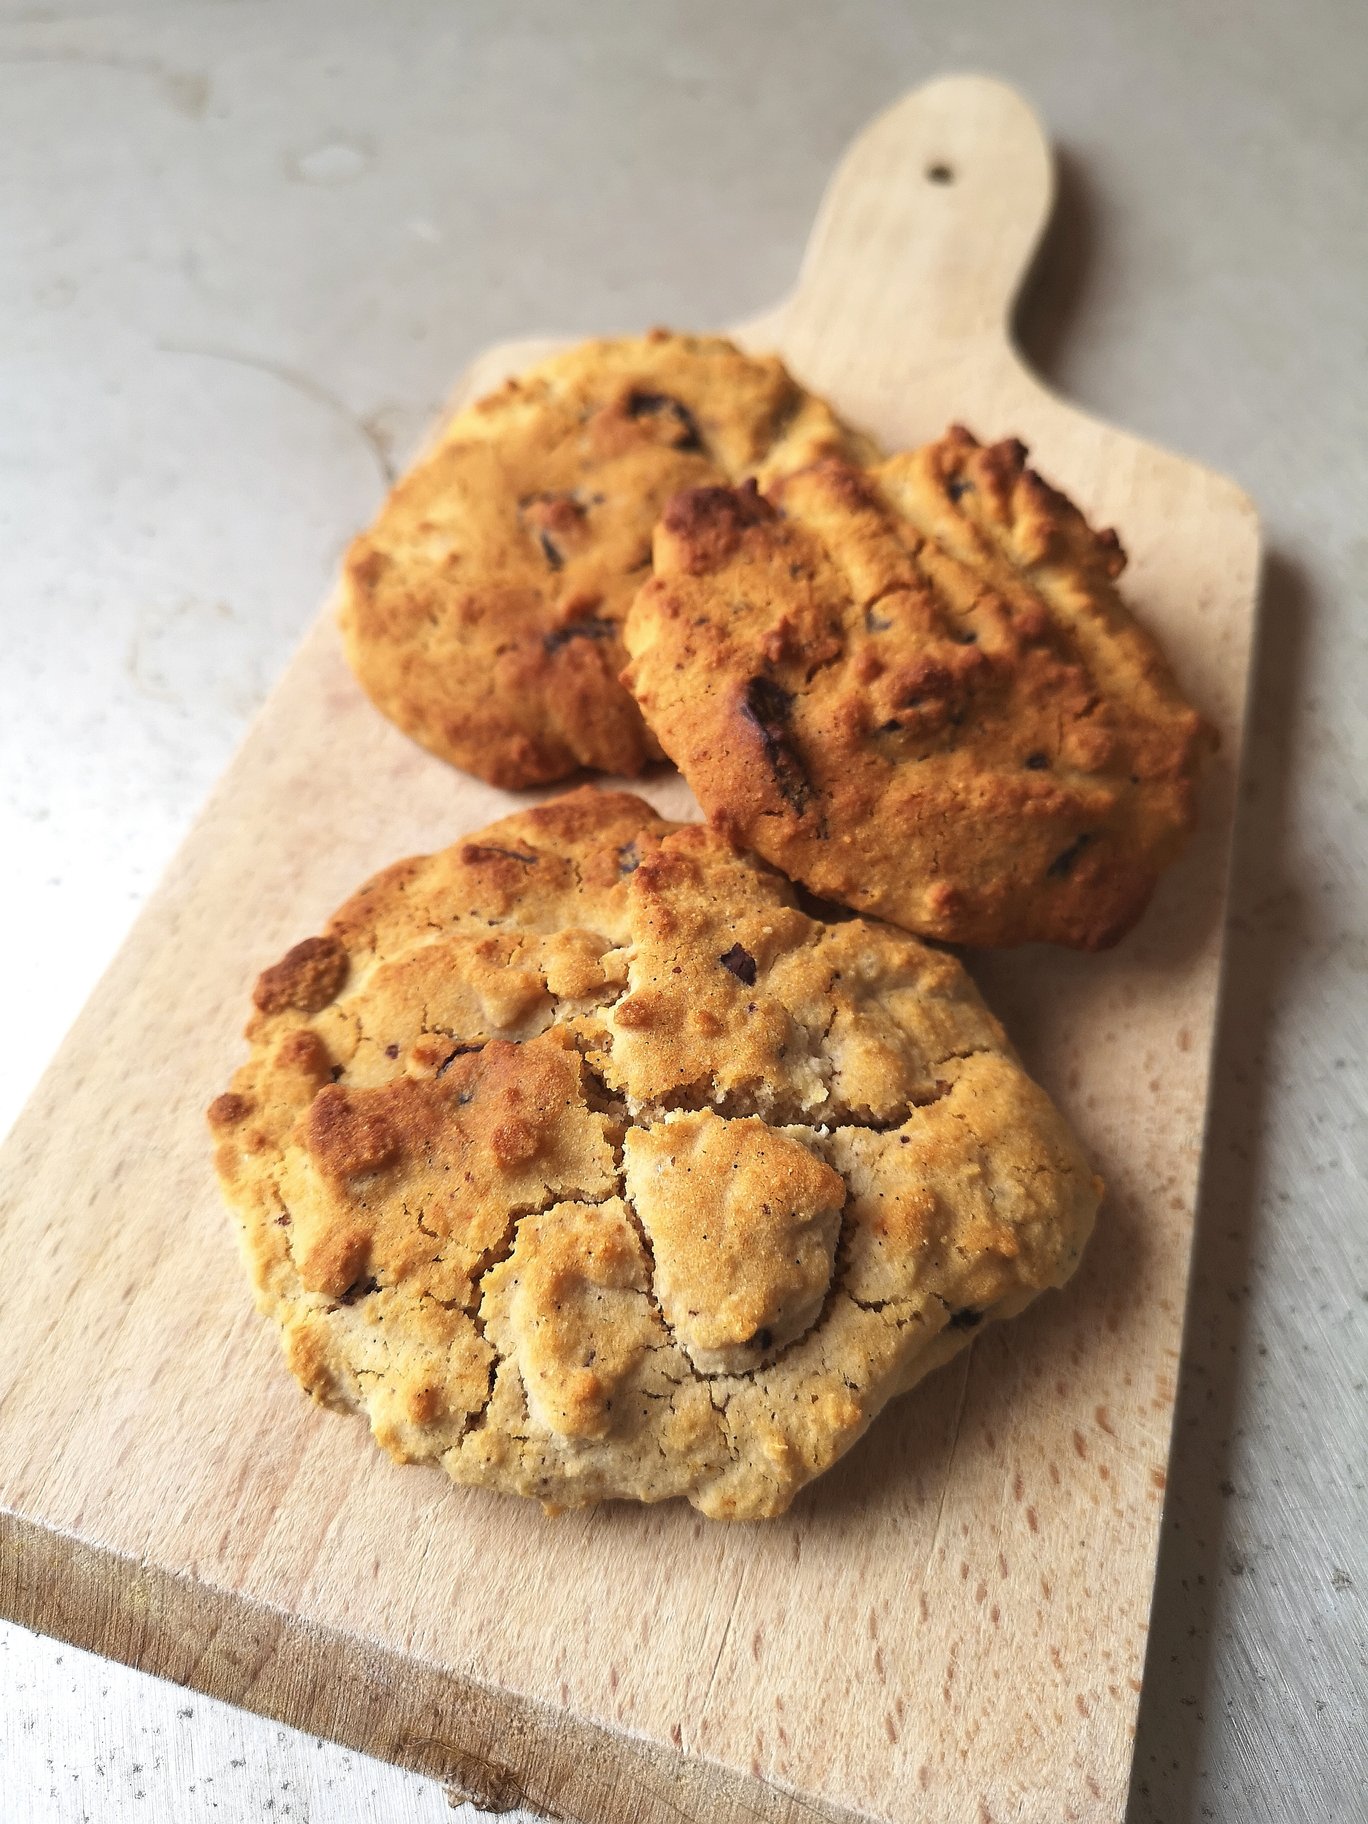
622, 427, 1216, 949
339, 332, 873, 789
208, 787, 1100, 1519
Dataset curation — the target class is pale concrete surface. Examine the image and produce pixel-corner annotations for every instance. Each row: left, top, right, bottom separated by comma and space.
1, 1, 1364, 1819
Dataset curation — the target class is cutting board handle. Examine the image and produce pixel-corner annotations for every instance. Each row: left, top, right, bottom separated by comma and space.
770, 75, 1054, 423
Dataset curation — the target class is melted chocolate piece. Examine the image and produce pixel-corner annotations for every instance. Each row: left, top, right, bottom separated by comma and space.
741, 675, 817, 816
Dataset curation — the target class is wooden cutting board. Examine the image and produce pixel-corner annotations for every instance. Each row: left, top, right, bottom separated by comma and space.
0, 75, 1259, 1824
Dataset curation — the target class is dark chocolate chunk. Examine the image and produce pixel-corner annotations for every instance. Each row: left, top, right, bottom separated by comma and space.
719, 943, 758, 986
740, 675, 817, 816
1024, 751, 1050, 770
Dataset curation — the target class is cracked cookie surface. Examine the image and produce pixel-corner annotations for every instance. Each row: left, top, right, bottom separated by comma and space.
339, 331, 874, 789
622, 426, 1217, 948
208, 787, 1100, 1518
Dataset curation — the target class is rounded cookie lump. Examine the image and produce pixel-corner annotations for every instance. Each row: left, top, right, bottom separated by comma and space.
622, 426, 1217, 948
339, 331, 874, 789
208, 787, 1101, 1519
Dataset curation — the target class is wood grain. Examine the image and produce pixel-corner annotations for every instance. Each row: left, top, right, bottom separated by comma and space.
0, 75, 1259, 1824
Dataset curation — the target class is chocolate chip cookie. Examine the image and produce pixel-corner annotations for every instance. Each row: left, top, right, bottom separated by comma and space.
209, 787, 1100, 1518
339, 332, 873, 789
622, 427, 1216, 948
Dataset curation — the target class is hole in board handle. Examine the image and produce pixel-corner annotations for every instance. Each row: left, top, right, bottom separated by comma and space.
926, 162, 954, 184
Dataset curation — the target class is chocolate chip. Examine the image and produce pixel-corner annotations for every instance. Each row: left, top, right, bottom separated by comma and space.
1024, 751, 1050, 770
339, 1275, 380, 1306
719, 943, 757, 985
741, 675, 817, 816
617, 839, 641, 875
384, 1043, 400, 1059
1046, 833, 1093, 878
624, 389, 703, 452
329, 1064, 344, 1082
745, 674, 791, 724
542, 618, 616, 656
947, 1307, 983, 1330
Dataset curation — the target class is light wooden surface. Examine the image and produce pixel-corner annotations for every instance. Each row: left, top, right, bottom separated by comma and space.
0, 76, 1259, 1824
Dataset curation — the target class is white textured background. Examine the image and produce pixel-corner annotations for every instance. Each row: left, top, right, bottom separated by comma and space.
1, 2, 1365, 1820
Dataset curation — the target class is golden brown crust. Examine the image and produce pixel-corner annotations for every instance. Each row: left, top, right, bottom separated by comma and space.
209, 787, 1100, 1518
623, 426, 1217, 948
251, 936, 349, 1015
339, 332, 874, 789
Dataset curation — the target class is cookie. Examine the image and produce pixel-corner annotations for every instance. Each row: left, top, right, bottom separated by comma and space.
208, 787, 1100, 1519
622, 427, 1216, 948
339, 331, 873, 789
